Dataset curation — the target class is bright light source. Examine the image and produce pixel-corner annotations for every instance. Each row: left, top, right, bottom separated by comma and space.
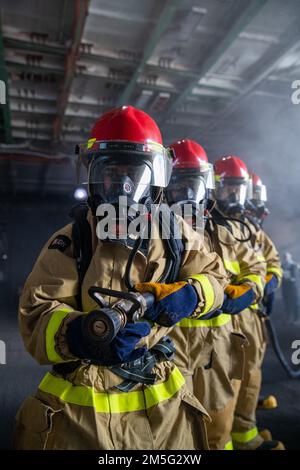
74, 187, 88, 200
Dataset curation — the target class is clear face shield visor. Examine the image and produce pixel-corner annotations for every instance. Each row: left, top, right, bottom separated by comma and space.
215, 176, 252, 208
247, 183, 268, 225
88, 156, 153, 205
165, 162, 215, 205
76, 140, 173, 199
252, 184, 267, 204
165, 163, 214, 240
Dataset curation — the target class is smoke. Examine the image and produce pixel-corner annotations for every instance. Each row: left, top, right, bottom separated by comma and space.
199, 87, 300, 260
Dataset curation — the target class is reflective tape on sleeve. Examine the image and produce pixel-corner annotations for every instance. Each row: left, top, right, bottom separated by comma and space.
236, 274, 264, 292
223, 259, 240, 275
46, 308, 72, 363
189, 274, 215, 317
267, 266, 282, 279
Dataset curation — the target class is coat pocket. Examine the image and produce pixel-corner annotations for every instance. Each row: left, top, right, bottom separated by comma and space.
180, 392, 210, 450
181, 390, 210, 420
13, 395, 62, 450
229, 331, 248, 380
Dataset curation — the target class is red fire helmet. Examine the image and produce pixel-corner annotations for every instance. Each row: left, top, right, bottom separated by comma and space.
77, 106, 173, 190
214, 155, 249, 180
169, 139, 208, 168
89, 105, 163, 145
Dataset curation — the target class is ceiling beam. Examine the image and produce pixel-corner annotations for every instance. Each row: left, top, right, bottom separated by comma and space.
4, 37, 66, 56
190, 18, 300, 139
158, 0, 270, 125
5, 34, 252, 89
0, 16, 13, 143
5, 60, 64, 76
53, 0, 90, 143
116, 0, 182, 106
3, 35, 199, 80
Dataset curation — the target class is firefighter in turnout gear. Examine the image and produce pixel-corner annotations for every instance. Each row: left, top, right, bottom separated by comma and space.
214, 156, 285, 450
14, 106, 227, 450
246, 173, 283, 413
165, 140, 266, 450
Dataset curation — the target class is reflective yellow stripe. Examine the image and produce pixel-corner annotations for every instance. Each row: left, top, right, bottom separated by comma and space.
178, 313, 231, 328
223, 259, 240, 275
87, 137, 96, 149
38, 366, 185, 413
250, 303, 259, 310
236, 274, 263, 292
46, 308, 72, 363
224, 441, 233, 450
232, 426, 258, 443
267, 266, 282, 279
189, 274, 215, 317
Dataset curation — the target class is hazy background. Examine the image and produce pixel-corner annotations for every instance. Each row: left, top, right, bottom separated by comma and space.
1, 0, 300, 450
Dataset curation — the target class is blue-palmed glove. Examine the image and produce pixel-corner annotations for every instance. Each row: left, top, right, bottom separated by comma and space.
263, 291, 276, 316
135, 281, 198, 326
264, 273, 279, 297
66, 315, 151, 366
221, 284, 256, 314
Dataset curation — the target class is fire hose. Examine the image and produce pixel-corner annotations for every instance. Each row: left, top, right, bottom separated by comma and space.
81, 286, 155, 347
263, 314, 300, 379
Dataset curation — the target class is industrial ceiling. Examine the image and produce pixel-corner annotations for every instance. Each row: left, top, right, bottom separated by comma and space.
0, 0, 300, 201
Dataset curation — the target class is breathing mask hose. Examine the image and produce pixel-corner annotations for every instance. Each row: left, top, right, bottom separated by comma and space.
124, 236, 143, 290
220, 213, 253, 243
224, 215, 252, 242
124, 206, 182, 289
